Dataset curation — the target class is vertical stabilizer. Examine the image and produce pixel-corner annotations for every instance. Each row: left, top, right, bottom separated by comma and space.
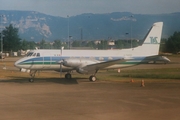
141, 22, 163, 56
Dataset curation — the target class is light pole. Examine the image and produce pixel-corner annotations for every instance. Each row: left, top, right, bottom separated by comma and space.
67, 15, 70, 49
81, 27, 83, 40
80, 27, 83, 47
130, 15, 133, 49
69, 35, 72, 49
0, 15, 3, 61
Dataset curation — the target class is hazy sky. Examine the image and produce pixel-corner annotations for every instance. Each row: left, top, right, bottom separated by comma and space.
1, 0, 180, 17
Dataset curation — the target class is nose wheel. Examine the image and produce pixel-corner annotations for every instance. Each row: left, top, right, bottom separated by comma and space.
29, 70, 37, 82
29, 78, 34, 82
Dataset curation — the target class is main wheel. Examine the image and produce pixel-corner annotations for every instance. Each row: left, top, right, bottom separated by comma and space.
89, 75, 96, 82
65, 73, 72, 79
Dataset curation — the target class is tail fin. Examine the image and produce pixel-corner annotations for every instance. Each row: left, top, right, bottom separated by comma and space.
141, 22, 163, 56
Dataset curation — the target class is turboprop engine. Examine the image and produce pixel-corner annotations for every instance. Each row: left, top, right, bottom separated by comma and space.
62, 58, 99, 74
76, 68, 88, 74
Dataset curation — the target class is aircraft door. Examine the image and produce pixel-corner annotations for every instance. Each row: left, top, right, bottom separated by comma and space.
43, 56, 52, 69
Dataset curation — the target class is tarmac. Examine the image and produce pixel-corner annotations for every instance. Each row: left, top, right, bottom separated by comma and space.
0, 57, 180, 120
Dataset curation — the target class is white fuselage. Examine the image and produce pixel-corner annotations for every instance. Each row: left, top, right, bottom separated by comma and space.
14, 22, 165, 72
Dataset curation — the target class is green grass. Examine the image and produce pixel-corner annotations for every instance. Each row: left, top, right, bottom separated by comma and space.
111, 68, 180, 79
69, 68, 180, 81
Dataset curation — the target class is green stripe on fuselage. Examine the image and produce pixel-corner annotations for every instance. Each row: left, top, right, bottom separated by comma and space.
21, 61, 57, 65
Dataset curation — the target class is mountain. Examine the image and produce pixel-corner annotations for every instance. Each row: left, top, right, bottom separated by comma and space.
0, 10, 180, 41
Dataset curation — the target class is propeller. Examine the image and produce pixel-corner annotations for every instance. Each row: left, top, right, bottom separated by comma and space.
59, 46, 64, 78
59, 60, 63, 77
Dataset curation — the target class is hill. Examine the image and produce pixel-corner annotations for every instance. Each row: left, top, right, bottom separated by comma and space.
0, 10, 179, 41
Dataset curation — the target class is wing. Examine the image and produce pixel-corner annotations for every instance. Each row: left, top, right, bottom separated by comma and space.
61, 58, 126, 74
82, 59, 125, 72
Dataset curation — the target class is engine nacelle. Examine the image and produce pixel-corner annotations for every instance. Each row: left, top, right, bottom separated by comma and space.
63, 58, 98, 68
76, 68, 88, 74
76, 67, 96, 74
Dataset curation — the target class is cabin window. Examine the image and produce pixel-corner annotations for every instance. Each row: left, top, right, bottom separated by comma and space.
37, 53, 40, 57
33, 53, 37, 56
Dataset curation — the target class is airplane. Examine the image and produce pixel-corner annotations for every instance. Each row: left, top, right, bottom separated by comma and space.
14, 22, 170, 82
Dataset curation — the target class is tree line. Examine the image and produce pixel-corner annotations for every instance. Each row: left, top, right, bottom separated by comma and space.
0, 24, 180, 54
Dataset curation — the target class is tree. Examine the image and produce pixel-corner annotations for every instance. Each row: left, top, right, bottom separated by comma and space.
86, 41, 96, 49
28, 41, 36, 50
21, 39, 28, 50
21, 39, 36, 50
166, 32, 180, 53
39, 39, 46, 49
115, 40, 124, 49
2, 24, 21, 51
97, 40, 108, 49
72, 40, 81, 47
53, 39, 62, 49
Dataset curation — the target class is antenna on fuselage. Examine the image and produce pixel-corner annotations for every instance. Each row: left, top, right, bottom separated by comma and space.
61, 46, 64, 56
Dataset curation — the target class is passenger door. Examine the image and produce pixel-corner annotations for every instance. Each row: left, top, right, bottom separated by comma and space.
43, 56, 52, 69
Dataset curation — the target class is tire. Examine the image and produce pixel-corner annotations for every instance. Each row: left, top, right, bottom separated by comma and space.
29, 78, 34, 82
65, 73, 72, 79
89, 75, 96, 82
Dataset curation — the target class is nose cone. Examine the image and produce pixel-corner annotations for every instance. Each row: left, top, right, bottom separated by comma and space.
14, 57, 27, 69
14, 59, 21, 68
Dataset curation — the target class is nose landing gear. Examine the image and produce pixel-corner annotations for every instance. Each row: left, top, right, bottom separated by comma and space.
29, 70, 37, 82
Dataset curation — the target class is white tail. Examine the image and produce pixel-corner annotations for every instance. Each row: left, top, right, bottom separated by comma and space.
138, 22, 163, 56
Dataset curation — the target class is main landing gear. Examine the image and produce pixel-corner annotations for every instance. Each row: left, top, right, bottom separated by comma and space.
65, 73, 72, 79
64, 71, 97, 82
89, 75, 97, 82
89, 70, 98, 82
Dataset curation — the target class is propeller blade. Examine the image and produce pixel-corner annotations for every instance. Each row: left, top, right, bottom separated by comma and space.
60, 62, 62, 77
60, 47, 64, 78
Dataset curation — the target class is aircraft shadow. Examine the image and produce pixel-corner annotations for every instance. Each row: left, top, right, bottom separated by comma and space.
0, 76, 89, 85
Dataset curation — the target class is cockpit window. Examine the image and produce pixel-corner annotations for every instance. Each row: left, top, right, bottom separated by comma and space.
27, 52, 34, 57
37, 53, 40, 57
26, 52, 40, 57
